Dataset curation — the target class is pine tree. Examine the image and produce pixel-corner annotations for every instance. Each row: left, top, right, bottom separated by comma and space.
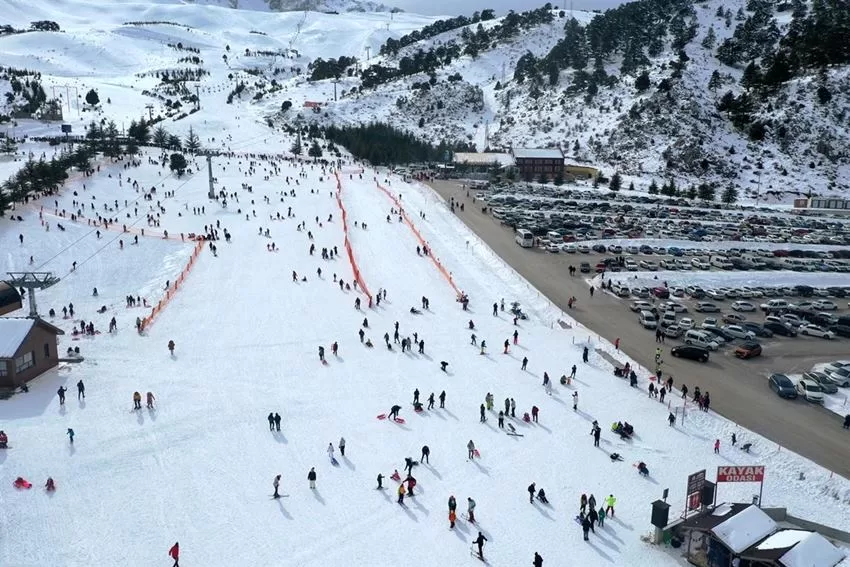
708, 70, 723, 95
167, 134, 182, 151
686, 185, 697, 200
741, 61, 762, 90
701, 27, 717, 50
103, 120, 121, 158
609, 171, 622, 191
152, 125, 169, 148
85, 88, 100, 106
634, 71, 651, 92
648, 179, 659, 194
290, 135, 302, 156
721, 185, 739, 205
0, 134, 16, 155
308, 140, 323, 159
698, 183, 716, 201
184, 126, 202, 153
169, 153, 187, 177
628, 181, 635, 191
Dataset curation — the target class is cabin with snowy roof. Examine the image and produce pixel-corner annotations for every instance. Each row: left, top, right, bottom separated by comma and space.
0, 317, 64, 388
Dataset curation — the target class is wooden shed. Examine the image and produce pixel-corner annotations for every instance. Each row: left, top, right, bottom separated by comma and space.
0, 317, 65, 388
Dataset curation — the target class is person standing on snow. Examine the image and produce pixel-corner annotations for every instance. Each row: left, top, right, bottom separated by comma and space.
467, 440, 476, 460
308, 467, 317, 489
76, 380, 85, 400
580, 493, 588, 514
534, 552, 544, 567
521, 356, 528, 371
274, 413, 281, 431
714, 439, 720, 454
268, 413, 275, 431
376, 473, 384, 489
479, 404, 486, 423
582, 346, 589, 363
510, 398, 516, 417
57, 386, 67, 406
168, 340, 175, 356
498, 410, 505, 428
133, 391, 142, 410
273, 474, 282, 498
146, 392, 156, 409
421, 445, 430, 464
581, 514, 592, 541
427, 392, 435, 410
598, 505, 606, 527
327, 443, 335, 460
528, 482, 536, 503
467, 497, 476, 523
339, 437, 346, 457
168, 542, 180, 567
397, 482, 406, 505
572, 391, 579, 411
589, 494, 597, 512
605, 494, 616, 517
473, 532, 487, 560
439, 391, 446, 408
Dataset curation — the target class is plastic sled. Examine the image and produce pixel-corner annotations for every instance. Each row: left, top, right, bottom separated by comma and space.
390, 472, 401, 482
331, 457, 339, 466
376, 414, 387, 420
14, 479, 32, 489
393, 418, 406, 424
473, 449, 481, 458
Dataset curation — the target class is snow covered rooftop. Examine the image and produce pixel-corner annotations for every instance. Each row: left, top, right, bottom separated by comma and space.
779, 532, 846, 567
712, 505, 778, 554
512, 148, 564, 160
0, 317, 35, 358
453, 152, 514, 167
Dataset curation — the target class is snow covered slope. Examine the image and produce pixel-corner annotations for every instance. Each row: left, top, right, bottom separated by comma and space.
184, 0, 399, 13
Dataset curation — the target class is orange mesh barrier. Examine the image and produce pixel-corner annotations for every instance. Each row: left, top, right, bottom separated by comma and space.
334, 171, 373, 307
375, 181, 461, 297
139, 240, 205, 332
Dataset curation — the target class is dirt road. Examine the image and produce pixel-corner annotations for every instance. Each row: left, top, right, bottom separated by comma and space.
428, 179, 850, 477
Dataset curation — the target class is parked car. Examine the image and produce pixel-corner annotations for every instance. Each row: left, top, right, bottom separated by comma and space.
671, 345, 710, 362
734, 342, 762, 359
577, 244, 590, 253
824, 366, 850, 387
664, 324, 684, 338
803, 371, 839, 394
828, 324, 850, 338
731, 301, 757, 312
702, 326, 735, 343
813, 299, 838, 311
630, 301, 654, 313
722, 325, 756, 340
768, 373, 798, 399
639, 310, 658, 330
683, 330, 720, 350
741, 322, 773, 338
705, 289, 726, 301
796, 378, 824, 403
695, 302, 720, 313
799, 324, 834, 339
663, 302, 688, 313
763, 321, 797, 337
722, 313, 747, 324
580, 262, 591, 273
700, 317, 719, 329
652, 287, 670, 299
679, 317, 694, 330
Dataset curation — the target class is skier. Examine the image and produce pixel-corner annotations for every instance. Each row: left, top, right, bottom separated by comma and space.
133, 391, 142, 410
439, 391, 446, 408
268, 413, 275, 431
77, 380, 85, 400
146, 391, 156, 409
528, 482, 536, 503
57, 386, 67, 405
504, 339, 510, 354
467, 439, 476, 460
421, 445, 430, 464
67, 428, 75, 444
388, 405, 402, 421
605, 494, 616, 517
169, 542, 180, 567
273, 474, 282, 498
308, 467, 317, 489
473, 532, 487, 561
274, 413, 281, 431
522, 356, 528, 371
339, 437, 346, 457
534, 552, 544, 567
397, 482, 406, 505
467, 497, 476, 523
168, 340, 175, 355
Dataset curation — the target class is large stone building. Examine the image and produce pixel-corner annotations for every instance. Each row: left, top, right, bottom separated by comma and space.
512, 148, 565, 180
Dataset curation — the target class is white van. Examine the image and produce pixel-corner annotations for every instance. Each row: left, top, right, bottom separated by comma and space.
684, 330, 719, 350
639, 310, 658, 330
515, 229, 534, 248
760, 299, 788, 312
546, 231, 563, 243
710, 255, 733, 269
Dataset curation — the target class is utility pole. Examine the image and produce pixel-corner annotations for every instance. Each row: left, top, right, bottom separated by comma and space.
365, 46, 371, 61
145, 104, 154, 122
206, 155, 216, 199
195, 85, 200, 110
332, 77, 339, 101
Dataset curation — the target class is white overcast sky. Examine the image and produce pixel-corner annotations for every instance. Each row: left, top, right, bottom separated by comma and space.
390, 0, 628, 16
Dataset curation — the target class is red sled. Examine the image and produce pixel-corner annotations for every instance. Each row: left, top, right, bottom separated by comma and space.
13, 478, 32, 489
394, 418, 406, 424
377, 414, 386, 420
390, 472, 401, 482
473, 449, 481, 458
414, 407, 423, 413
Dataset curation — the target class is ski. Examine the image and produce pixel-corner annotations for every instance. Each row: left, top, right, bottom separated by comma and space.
270, 494, 290, 499
506, 432, 524, 437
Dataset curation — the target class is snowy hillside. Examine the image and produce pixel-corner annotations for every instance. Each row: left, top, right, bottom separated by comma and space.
184, 0, 400, 13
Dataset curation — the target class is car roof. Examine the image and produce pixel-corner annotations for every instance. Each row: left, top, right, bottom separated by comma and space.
770, 373, 791, 383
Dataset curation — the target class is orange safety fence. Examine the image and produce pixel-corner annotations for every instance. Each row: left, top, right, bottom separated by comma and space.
139, 240, 205, 332
334, 171, 374, 307
375, 181, 461, 297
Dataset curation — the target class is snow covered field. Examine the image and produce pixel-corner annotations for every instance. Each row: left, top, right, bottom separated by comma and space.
606, 270, 850, 292
1, 150, 850, 566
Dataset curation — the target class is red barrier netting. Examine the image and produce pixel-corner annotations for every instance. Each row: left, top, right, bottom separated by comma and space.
334, 171, 374, 307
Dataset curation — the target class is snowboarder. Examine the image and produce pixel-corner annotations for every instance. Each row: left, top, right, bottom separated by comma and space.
274, 413, 281, 431
528, 482, 536, 503
397, 482, 406, 504
467, 439, 476, 460
534, 552, 543, 567
473, 532, 487, 560
147, 391, 156, 409
168, 340, 175, 355
133, 391, 142, 410
439, 391, 446, 408
77, 380, 85, 400
268, 413, 275, 431
388, 405, 402, 421
440, 360, 449, 372
57, 386, 67, 405
67, 428, 75, 444
605, 494, 616, 517
467, 497, 476, 523
308, 467, 317, 489
273, 474, 282, 498
421, 445, 430, 463
169, 542, 180, 567
714, 439, 720, 454
521, 356, 528, 371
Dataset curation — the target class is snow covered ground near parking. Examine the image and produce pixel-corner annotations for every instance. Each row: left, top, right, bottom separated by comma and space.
605, 270, 850, 292
2, 156, 850, 565
581, 238, 849, 253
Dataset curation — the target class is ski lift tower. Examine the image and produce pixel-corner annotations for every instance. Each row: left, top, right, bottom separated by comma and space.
6, 272, 60, 318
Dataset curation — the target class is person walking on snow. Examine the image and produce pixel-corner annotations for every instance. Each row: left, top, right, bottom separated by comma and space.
77, 380, 85, 400
605, 494, 616, 517
534, 552, 544, 567
268, 413, 275, 431
504, 339, 510, 354
573, 391, 579, 411
582, 513, 592, 541
428, 392, 435, 410
133, 391, 142, 410
57, 386, 67, 405
147, 392, 156, 409
318, 346, 325, 362
532, 406, 539, 423
714, 439, 720, 454
467, 497, 476, 523
473, 532, 487, 560
582, 346, 589, 363
327, 443, 335, 460
731, 432, 737, 447
522, 356, 528, 371
308, 467, 317, 489
376, 474, 384, 489
67, 428, 75, 444
274, 413, 281, 431
528, 482, 536, 503
467, 440, 476, 460
479, 404, 486, 423
397, 482, 406, 505
169, 542, 180, 567
498, 410, 505, 428
273, 474, 282, 498
168, 340, 175, 355
668, 412, 676, 426
439, 391, 446, 408
580, 493, 588, 514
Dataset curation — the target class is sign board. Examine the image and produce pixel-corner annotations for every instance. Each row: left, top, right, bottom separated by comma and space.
716, 466, 765, 483
684, 469, 706, 515
61, 124, 72, 133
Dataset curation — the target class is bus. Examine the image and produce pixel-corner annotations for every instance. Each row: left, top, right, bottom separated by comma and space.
515, 229, 534, 248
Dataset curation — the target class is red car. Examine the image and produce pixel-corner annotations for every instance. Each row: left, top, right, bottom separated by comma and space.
652, 287, 670, 299
734, 342, 762, 359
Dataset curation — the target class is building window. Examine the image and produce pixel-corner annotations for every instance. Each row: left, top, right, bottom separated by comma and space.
15, 351, 34, 373
44, 343, 51, 359
0, 362, 7, 377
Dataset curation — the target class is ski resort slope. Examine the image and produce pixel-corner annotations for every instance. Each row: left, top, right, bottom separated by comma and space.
2, 149, 850, 566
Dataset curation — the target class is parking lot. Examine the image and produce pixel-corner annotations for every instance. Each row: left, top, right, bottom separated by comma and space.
429, 179, 850, 477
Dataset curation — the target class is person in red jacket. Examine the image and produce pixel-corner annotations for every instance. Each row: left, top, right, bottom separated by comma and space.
168, 542, 179, 567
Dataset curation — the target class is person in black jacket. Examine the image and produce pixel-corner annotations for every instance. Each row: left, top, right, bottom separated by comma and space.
274, 413, 281, 432
528, 482, 536, 503
534, 552, 543, 567
268, 412, 275, 431
421, 445, 430, 464
582, 513, 592, 540
307, 467, 317, 489
473, 532, 487, 560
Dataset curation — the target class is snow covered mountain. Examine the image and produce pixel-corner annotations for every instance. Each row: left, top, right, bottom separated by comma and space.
184, 0, 400, 13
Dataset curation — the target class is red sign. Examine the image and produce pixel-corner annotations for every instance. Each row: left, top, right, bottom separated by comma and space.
717, 466, 765, 483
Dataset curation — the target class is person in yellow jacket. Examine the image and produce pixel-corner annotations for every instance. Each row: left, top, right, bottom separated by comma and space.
605, 494, 616, 517
397, 482, 406, 505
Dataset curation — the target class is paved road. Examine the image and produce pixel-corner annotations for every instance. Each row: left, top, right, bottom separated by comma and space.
428, 180, 850, 477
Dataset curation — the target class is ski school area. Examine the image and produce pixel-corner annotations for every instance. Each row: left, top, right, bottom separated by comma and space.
2, 147, 850, 566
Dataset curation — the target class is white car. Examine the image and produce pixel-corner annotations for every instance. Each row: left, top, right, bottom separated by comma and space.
731, 301, 756, 312
691, 257, 710, 269
562, 243, 578, 253
679, 317, 694, 330
781, 313, 804, 327
800, 324, 834, 339
630, 300, 653, 312
625, 259, 639, 271
639, 260, 658, 271
722, 325, 756, 340
577, 244, 590, 253
705, 289, 726, 301
813, 299, 838, 311
796, 378, 825, 403
663, 302, 688, 313
700, 317, 719, 329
